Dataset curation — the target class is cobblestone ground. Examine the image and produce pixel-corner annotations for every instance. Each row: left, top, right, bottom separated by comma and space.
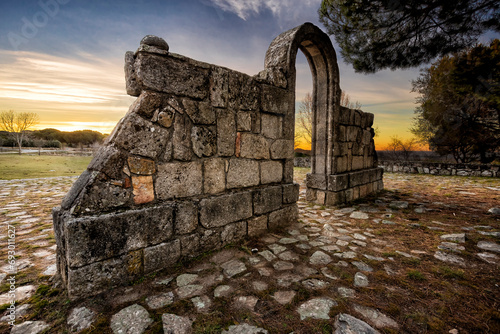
0, 173, 499, 334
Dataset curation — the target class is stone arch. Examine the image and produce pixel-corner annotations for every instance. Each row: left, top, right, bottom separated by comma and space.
264, 22, 340, 177
263, 23, 383, 205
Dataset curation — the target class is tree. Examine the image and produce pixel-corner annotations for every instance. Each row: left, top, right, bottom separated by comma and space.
0, 110, 39, 154
386, 135, 419, 162
411, 40, 500, 163
295, 91, 361, 149
319, 0, 500, 73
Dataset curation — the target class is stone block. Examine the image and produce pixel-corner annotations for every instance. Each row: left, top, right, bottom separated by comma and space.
199, 229, 221, 252
306, 173, 327, 190
222, 221, 247, 245
156, 161, 202, 199
179, 234, 199, 257
365, 113, 374, 127
88, 146, 126, 180
362, 130, 371, 145
111, 113, 170, 160
183, 99, 216, 125
268, 205, 298, 230
203, 158, 226, 194
354, 110, 362, 126
67, 255, 130, 299
135, 53, 209, 99
173, 113, 193, 161
335, 156, 348, 174
237, 111, 252, 131
65, 205, 174, 268
316, 191, 326, 205
132, 175, 155, 205
253, 186, 282, 215
352, 156, 364, 170
210, 66, 228, 108
128, 90, 174, 119
326, 191, 345, 206
227, 158, 259, 188
191, 126, 216, 158
125, 51, 140, 96
305, 188, 317, 201
349, 171, 364, 187
248, 216, 268, 237
261, 84, 289, 115
282, 183, 299, 204
175, 201, 198, 235
239, 133, 270, 160
144, 239, 181, 274
270, 139, 294, 159
128, 156, 155, 175
347, 126, 359, 142
283, 159, 294, 183
328, 174, 349, 192
227, 71, 243, 108
199, 192, 253, 228
240, 76, 260, 111
260, 160, 283, 184
217, 109, 236, 156
261, 113, 282, 139
126, 249, 144, 277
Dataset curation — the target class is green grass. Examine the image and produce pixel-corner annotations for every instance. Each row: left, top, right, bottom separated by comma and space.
0, 154, 92, 180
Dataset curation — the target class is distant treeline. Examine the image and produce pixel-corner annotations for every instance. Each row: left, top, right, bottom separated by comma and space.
0, 128, 107, 148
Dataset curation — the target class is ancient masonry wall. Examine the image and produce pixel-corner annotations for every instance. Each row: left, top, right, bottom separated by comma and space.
305, 105, 383, 206
53, 36, 299, 299
53, 23, 383, 299
380, 161, 499, 177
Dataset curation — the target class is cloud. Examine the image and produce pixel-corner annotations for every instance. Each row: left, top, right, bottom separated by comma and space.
208, 0, 321, 21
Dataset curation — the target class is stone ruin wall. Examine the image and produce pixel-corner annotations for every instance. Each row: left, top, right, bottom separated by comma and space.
53, 23, 383, 299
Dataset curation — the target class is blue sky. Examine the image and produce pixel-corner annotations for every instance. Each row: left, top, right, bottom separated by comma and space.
1, 0, 492, 148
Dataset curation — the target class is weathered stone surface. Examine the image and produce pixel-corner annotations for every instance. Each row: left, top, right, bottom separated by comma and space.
440, 233, 466, 243
222, 323, 268, 334
128, 156, 155, 175
354, 272, 369, 287
110, 304, 153, 334
66, 206, 174, 267
222, 221, 247, 245
269, 205, 298, 230
233, 296, 259, 310
140, 35, 169, 50
11, 321, 50, 334
260, 160, 282, 184
309, 251, 333, 265
273, 290, 296, 305
67, 307, 96, 333
156, 162, 202, 199
214, 285, 233, 298
239, 133, 270, 159
145, 292, 174, 309
297, 298, 338, 320
261, 84, 289, 115
210, 66, 228, 108
261, 113, 282, 138
203, 158, 226, 194
162, 313, 193, 334
227, 159, 259, 188
184, 99, 216, 125
477, 241, 500, 253
334, 313, 380, 334
175, 201, 198, 235
221, 259, 247, 277
200, 192, 252, 228
270, 139, 293, 159
434, 251, 466, 267
144, 239, 181, 274
111, 112, 169, 160
176, 284, 204, 299
125, 51, 140, 96
353, 304, 399, 329
236, 111, 252, 131
191, 126, 216, 158
132, 175, 155, 205
248, 215, 268, 237
217, 109, 236, 156
135, 53, 208, 99
173, 113, 193, 161
253, 186, 282, 215
179, 234, 200, 257
283, 183, 299, 204
191, 295, 212, 313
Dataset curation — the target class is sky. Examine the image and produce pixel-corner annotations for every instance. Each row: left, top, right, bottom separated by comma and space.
0, 0, 493, 150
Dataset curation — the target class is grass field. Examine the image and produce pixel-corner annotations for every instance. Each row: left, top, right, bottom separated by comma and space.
0, 154, 92, 180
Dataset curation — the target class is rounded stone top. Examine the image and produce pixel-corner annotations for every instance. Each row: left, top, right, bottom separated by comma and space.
140, 35, 169, 51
